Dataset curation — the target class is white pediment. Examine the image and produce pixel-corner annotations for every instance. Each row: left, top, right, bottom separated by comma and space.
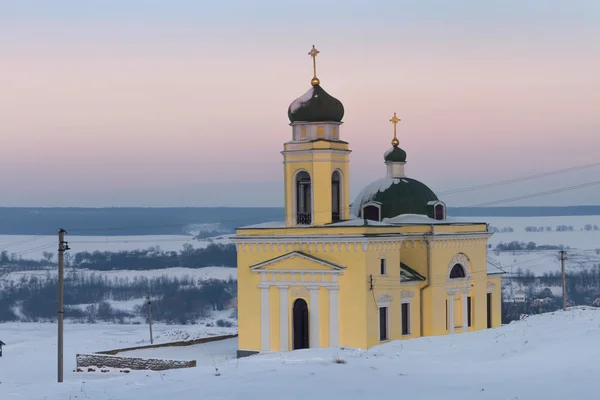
249, 251, 346, 272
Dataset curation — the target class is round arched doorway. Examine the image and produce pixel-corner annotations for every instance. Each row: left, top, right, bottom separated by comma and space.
292, 298, 309, 350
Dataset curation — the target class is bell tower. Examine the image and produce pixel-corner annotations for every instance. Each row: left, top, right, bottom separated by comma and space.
282, 46, 351, 227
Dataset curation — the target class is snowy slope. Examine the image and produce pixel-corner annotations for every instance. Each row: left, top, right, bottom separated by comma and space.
1, 308, 599, 399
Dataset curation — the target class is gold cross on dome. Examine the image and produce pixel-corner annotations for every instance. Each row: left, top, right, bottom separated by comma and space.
308, 45, 320, 86
389, 112, 401, 147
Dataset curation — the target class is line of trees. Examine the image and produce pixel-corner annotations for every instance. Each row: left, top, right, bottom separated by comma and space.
1, 243, 237, 271
494, 241, 568, 252
0, 272, 236, 324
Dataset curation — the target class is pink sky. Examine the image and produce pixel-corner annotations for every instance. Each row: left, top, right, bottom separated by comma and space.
1, 1, 599, 207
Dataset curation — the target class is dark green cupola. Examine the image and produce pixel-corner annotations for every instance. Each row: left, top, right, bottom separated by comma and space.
349, 112, 444, 221
288, 84, 344, 123
287, 45, 344, 123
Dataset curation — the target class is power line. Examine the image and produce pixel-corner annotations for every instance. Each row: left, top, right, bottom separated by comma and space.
468, 180, 600, 207
439, 161, 600, 196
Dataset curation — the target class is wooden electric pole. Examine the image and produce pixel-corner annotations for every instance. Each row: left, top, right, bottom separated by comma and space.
560, 250, 566, 311
146, 295, 154, 344
57, 229, 69, 383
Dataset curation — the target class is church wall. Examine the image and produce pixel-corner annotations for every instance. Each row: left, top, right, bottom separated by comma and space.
488, 275, 502, 328
422, 237, 495, 336
236, 248, 264, 352
400, 240, 427, 277
235, 241, 371, 353
434, 224, 488, 233
364, 246, 422, 348
330, 247, 368, 350
312, 160, 333, 226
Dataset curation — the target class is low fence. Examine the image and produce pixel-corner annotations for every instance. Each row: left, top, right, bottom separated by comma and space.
76, 353, 196, 371
75, 333, 238, 372
95, 333, 238, 355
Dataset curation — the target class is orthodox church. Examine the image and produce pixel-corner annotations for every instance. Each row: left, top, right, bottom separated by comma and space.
232, 46, 503, 358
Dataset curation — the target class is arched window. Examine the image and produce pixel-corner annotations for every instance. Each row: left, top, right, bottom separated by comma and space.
331, 171, 341, 222
449, 264, 466, 279
435, 204, 444, 220
296, 171, 312, 225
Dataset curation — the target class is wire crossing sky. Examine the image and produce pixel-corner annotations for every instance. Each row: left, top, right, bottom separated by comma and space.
1, 0, 599, 207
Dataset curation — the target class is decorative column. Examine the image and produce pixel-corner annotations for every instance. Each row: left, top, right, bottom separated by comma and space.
462, 291, 469, 332
259, 284, 270, 351
308, 286, 320, 348
279, 286, 289, 351
329, 287, 340, 347
448, 292, 455, 334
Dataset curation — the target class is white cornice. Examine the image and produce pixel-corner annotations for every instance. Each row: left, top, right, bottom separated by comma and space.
232, 232, 491, 243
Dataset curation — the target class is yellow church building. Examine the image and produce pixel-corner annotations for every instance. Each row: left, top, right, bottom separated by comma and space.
232, 46, 503, 358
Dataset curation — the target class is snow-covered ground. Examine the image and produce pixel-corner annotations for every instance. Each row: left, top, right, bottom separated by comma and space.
0, 321, 237, 385
457, 215, 600, 276
0, 234, 232, 261
1, 308, 599, 399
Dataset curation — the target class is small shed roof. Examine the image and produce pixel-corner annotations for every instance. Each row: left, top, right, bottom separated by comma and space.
0, 340, 5, 346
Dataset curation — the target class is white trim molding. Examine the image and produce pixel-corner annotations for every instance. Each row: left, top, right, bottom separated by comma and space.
329, 287, 339, 347
446, 252, 473, 292
232, 236, 406, 253
400, 290, 415, 301
487, 281, 496, 293
259, 285, 270, 351
279, 286, 289, 351
377, 293, 393, 308
308, 286, 320, 348
249, 251, 346, 271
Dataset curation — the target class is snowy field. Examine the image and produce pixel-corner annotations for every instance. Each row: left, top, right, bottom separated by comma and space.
0, 234, 232, 260
0, 321, 237, 386
457, 215, 600, 276
0, 266, 237, 289
1, 308, 599, 399
2, 215, 600, 287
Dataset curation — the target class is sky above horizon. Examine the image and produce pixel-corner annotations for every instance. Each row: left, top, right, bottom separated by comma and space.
2, 0, 599, 207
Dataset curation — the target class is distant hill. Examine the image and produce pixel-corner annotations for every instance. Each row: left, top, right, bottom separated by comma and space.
0, 206, 599, 235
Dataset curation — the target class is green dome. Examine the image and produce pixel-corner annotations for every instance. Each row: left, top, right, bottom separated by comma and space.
384, 146, 407, 162
351, 178, 439, 220
288, 84, 344, 123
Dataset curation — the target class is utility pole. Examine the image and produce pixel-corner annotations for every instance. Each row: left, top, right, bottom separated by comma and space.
146, 295, 154, 344
560, 250, 566, 311
57, 229, 70, 383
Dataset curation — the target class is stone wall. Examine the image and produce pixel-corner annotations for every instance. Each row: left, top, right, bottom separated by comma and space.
76, 353, 196, 371
96, 334, 238, 355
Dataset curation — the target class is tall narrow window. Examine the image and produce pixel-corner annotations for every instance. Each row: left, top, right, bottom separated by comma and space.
487, 293, 492, 329
401, 303, 410, 335
380, 259, 387, 275
379, 307, 388, 341
331, 171, 341, 222
296, 171, 311, 225
467, 296, 472, 327
446, 300, 448, 330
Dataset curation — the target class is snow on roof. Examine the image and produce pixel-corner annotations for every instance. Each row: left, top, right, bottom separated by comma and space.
239, 214, 490, 230
384, 213, 489, 226
350, 178, 399, 216
238, 221, 288, 229
289, 87, 314, 113
327, 218, 391, 227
